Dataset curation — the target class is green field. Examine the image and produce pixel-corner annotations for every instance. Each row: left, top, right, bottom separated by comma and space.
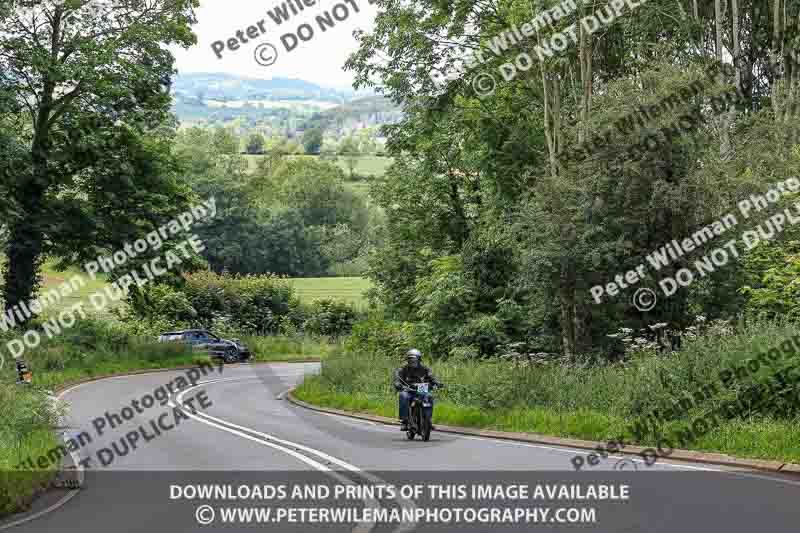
287, 277, 373, 307
243, 154, 393, 178
40, 262, 115, 317
7, 260, 373, 317
330, 155, 392, 177
0, 259, 115, 319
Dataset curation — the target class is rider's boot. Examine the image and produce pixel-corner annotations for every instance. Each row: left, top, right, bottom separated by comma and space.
400, 419, 409, 431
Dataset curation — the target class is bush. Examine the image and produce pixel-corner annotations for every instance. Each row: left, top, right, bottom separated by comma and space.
741, 240, 800, 320
0, 385, 61, 515
452, 314, 508, 356
128, 284, 197, 323
345, 318, 411, 359
181, 271, 303, 334
329, 318, 800, 429
303, 299, 358, 337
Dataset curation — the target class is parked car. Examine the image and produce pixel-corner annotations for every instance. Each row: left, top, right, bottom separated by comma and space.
158, 329, 251, 363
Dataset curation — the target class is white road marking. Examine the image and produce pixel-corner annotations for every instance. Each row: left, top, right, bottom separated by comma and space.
173, 377, 418, 533
278, 381, 800, 486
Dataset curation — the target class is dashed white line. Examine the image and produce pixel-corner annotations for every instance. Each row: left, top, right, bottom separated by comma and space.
173, 377, 418, 533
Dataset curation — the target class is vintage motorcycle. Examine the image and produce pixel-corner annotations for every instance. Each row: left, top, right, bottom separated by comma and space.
401, 381, 442, 441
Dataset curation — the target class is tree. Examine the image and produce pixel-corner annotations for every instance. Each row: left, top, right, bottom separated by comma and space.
339, 136, 361, 179
246, 133, 266, 154
303, 128, 324, 154
284, 139, 303, 155
344, 0, 800, 359
212, 127, 240, 155
270, 158, 368, 229
0, 0, 198, 320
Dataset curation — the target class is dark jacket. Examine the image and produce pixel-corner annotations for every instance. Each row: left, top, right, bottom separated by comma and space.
394, 364, 441, 391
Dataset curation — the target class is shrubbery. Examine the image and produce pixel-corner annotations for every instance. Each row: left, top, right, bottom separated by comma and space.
0, 385, 61, 514
183, 271, 300, 334
741, 240, 800, 320
1, 318, 199, 384
342, 316, 800, 422
303, 299, 359, 337
345, 318, 412, 358
302, 318, 800, 460
128, 271, 360, 338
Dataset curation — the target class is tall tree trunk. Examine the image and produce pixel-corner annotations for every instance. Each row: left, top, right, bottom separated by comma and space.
3, 7, 65, 322
772, 0, 784, 117
533, 1, 593, 356
732, 0, 741, 94
559, 259, 576, 357
4, 203, 45, 320
3, 75, 54, 321
724, 0, 740, 152
571, 2, 594, 355
556, 2, 595, 357
4, 148, 47, 319
782, 4, 798, 121
715, 0, 733, 158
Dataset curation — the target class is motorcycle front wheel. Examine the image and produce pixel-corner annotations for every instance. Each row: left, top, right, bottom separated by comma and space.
421, 410, 432, 441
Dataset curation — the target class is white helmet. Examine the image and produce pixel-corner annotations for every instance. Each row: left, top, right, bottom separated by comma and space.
406, 348, 422, 364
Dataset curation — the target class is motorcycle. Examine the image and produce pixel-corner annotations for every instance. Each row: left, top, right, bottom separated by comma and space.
402, 381, 441, 441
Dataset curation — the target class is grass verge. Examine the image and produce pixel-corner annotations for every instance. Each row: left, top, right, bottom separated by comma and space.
0, 323, 333, 519
0, 385, 62, 517
294, 320, 800, 465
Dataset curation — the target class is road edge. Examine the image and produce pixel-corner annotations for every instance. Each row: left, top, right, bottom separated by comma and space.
49, 358, 322, 395
0, 359, 322, 529
285, 388, 800, 475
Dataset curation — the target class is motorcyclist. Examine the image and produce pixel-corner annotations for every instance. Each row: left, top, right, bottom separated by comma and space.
393, 349, 443, 431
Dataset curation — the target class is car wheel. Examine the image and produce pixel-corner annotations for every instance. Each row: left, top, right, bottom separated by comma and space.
223, 348, 238, 364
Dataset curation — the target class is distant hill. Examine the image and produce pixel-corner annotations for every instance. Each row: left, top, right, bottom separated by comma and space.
172, 72, 354, 103
302, 95, 403, 135
171, 73, 402, 135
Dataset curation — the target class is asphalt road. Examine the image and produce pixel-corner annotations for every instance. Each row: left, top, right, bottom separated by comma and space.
5, 363, 800, 533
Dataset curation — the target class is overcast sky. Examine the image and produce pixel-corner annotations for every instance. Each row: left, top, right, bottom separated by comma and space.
170, 0, 379, 90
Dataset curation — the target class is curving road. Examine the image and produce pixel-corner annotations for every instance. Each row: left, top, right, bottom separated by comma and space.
4, 363, 800, 532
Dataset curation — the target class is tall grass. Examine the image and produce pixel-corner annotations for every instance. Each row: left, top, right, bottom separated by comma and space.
244, 334, 341, 361
0, 385, 61, 515
0, 316, 339, 517
296, 319, 800, 462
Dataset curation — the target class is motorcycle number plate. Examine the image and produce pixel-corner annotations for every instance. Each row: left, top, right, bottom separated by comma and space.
416, 383, 429, 394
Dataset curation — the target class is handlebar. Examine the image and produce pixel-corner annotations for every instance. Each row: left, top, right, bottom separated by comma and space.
400, 383, 444, 392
